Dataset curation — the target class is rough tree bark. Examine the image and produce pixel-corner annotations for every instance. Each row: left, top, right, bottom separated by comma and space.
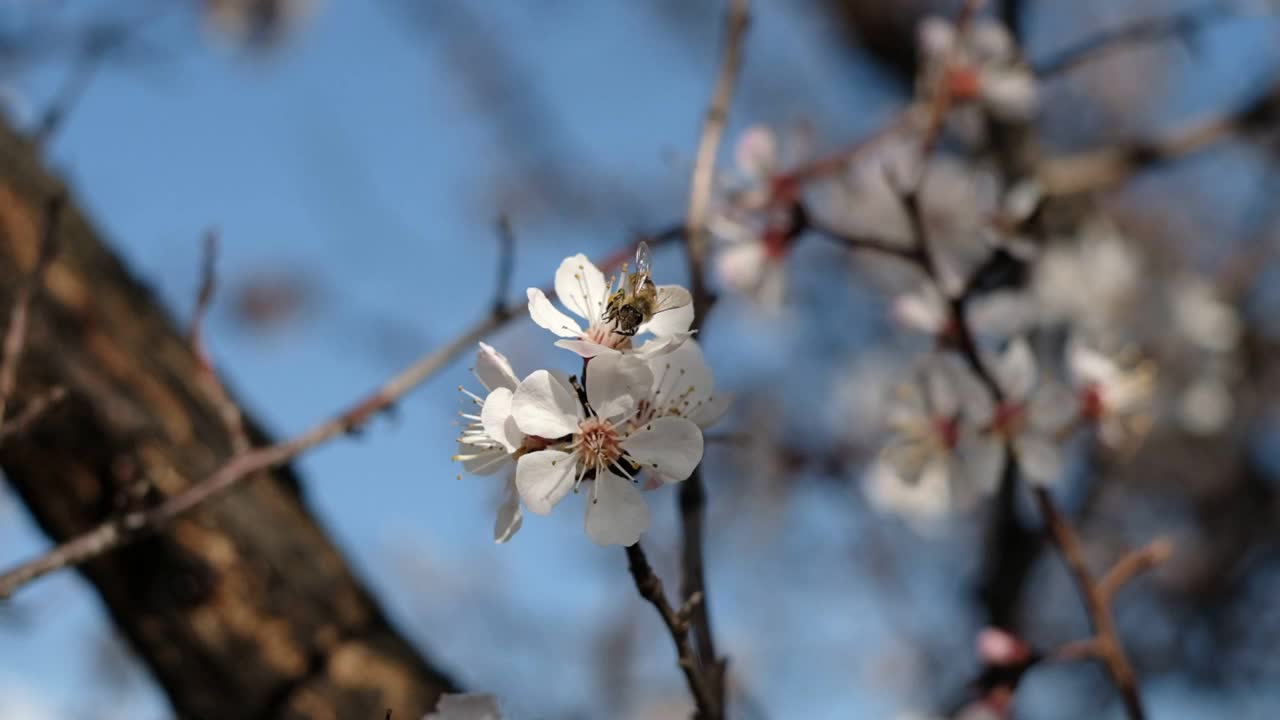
0, 122, 457, 718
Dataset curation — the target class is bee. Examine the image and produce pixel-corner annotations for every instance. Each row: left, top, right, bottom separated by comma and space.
602, 241, 689, 336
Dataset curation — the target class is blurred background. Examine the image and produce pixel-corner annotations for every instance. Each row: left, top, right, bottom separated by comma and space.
2, 1, 1280, 718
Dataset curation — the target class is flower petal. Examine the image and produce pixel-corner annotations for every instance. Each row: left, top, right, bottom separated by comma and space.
1066, 337, 1116, 387
690, 391, 732, 429
995, 337, 1037, 400
455, 443, 511, 476
893, 286, 948, 334
586, 353, 653, 420
637, 285, 695, 338
527, 288, 582, 338
515, 449, 577, 515
585, 472, 650, 546
623, 416, 704, 483
554, 338, 614, 358
512, 370, 580, 438
647, 338, 715, 409
473, 341, 520, 392
554, 253, 609, 322
493, 478, 522, 544
734, 125, 779, 180
962, 433, 1004, 494
480, 387, 522, 453
1016, 433, 1061, 486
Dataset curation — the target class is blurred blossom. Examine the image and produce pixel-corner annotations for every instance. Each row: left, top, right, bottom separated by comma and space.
709, 125, 807, 311
1033, 220, 1140, 333
423, 693, 503, 720
203, 0, 317, 48
975, 627, 1032, 667
1177, 375, 1235, 436
892, 281, 1036, 339
1172, 276, 1242, 354
958, 338, 1072, 487
1066, 337, 1156, 451
916, 15, 1039, 123
866, 356, 984, 526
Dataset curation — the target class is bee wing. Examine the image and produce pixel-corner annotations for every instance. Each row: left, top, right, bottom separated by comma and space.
634, 241, 653, 278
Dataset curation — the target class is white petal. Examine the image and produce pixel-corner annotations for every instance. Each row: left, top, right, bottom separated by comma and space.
512, 370, 580, 438
893, 287, 947, 333
473, 341, 519, 392
493, 479, 523, 544
480, 388, 523, 453
1177, 377, 1233, 435
586, 353, 653, 420
734, 125, 779, 180
918, 16, 956, 61
585, 472, 650, 546
995, 337, 1037, 401
631, 334, 690, 360
961, 433, 1004, 495
925, 359, 959, 416
456, 443, 511, 476
1066, 337, 1117, 387
554, 338, 614, 358
971, 19, 1015, 63
554, 253, 609, 322
953, 360, 996, 424
981, 69, 1039, 121
637, 285, 694, 337
1027, 383, 1076, 433
515, 449, 577, 515
715, 239, 768, 292
648, 338, 715, 408
1016, 433, 1061, 485
623, 416, 704, 483
968, 292, 1037, 336
690, 392, 732, 428
527, 288, 582, 338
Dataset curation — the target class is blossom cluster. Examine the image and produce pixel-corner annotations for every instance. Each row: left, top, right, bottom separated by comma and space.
454, 248, 726, 546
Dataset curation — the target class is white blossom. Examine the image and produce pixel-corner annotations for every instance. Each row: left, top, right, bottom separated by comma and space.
1033, 221, 1140, 333
527, 254, 693, 359
1172, 275, 1242, 354
917, 16, 1038, 122
511, 354, 704, 546
452, 342, 531, 543
866, 357, 980, 523
633, 340, 730, 485
1178, 374, 1234, 436
709, 125, 801, 310
958, 338, 1071, 487
1067, 337, 1155, 450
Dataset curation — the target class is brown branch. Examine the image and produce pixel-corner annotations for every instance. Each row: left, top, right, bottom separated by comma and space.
625, 543, 715, 718
0, 385, 66, 441
677, 2, 750, 715
0, 193, 63, 426
1097, 536, 1174, 604
1033, 487, 1149, 720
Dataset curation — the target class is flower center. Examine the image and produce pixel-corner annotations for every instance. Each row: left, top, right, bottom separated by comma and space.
990, 401, 1026, 437
1080, 384, 1106, 421
576, 417, 623, 473
585, 322, 633, 350
932, 415, 961, 450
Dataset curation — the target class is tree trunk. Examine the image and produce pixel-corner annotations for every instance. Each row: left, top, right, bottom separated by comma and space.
0, 122, 457, 719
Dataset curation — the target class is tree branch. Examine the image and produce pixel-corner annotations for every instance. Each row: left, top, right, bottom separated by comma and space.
0, 192, 62, 427
625, 543, 714, 718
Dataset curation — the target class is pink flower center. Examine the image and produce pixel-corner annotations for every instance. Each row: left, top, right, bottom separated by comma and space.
933, 415, 961, 450
585, 323, 632, 350
945, 65, 982, 100
990, 401, 1026, 436
576, 417, 623, 473
1080, 384, 1105, 421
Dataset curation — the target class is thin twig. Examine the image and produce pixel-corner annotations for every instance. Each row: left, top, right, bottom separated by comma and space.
1032, 4, 1242, 78
1097, 536, 1174, 604
0, 386, 66, 441
188, 230, 250, 455
1033, 488, 1147, 720
625, 543, 715, 718
0, 231, 682, 599
677, 2, 750, 715
493, 214, 516, 316
0, 194, 63, 427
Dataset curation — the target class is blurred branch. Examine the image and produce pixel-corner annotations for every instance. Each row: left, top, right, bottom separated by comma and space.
0, 193, 62, 428
1031, 3, 1246, 78
625, 543, 714, 718
1034, 488, 1159, 720
678, 2, 750, 715
492, 214, 515, 315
